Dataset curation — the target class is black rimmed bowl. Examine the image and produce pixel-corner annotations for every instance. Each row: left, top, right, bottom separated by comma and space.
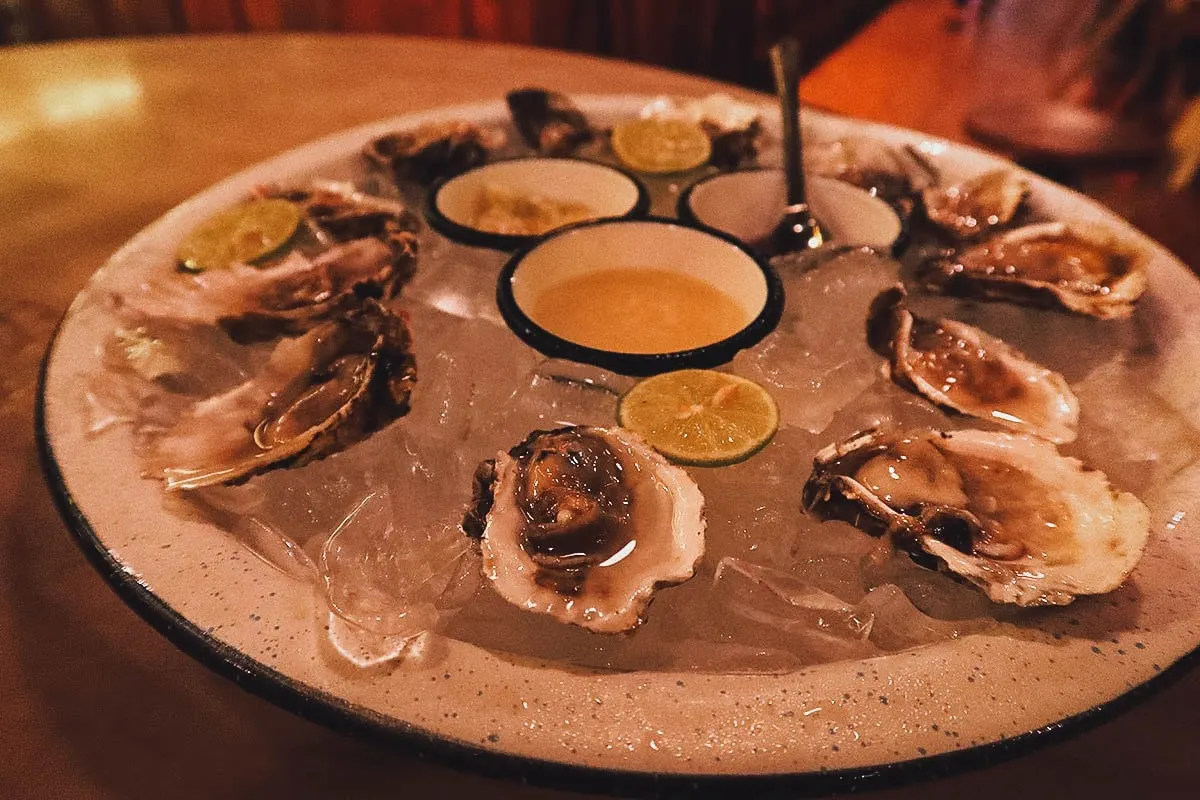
678, 169, 904, 254
496, 216, 783, 376
425, 156, 651, 251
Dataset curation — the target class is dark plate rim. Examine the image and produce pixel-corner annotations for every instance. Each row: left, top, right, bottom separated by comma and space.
424, 155, 652, 251
495, 215, 785, 376
35, 311, 1200, 799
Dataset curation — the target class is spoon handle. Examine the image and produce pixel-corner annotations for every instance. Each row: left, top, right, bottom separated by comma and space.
770, 38, 807, 207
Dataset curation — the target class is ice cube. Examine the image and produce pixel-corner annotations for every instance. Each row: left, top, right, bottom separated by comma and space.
730, 250, 902, 433
327, 615, 428, 669
405, 235, 509, 327
319, 487, 478, 638
1072, 358, 1200, 494
179, 483, 319, 581
710, 557, 877, 661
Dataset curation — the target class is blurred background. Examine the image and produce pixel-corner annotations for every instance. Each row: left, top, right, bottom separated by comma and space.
3, 1, 1200, 220
0, 0, 892, 87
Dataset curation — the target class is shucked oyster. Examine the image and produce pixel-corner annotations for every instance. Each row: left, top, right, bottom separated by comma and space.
365, 121, 505, 186
924, 221, 1149, 319
806, 137, 924, 220
867, 285, 1079, 443
803, 428, 1150, 606
260, 183, 420, 246
146, 300, 416, 490
464, 426, 705, 633
506, 88, 594, 156
120, 236, 416, 343
921, 169, 1029, 241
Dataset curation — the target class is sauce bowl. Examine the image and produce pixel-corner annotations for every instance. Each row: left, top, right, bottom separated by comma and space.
426, 157, 650, 251
497, 217, 783, 375
678, 169, 903, 254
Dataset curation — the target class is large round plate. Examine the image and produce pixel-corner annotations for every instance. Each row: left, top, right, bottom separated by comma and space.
37, 96, 1200, 795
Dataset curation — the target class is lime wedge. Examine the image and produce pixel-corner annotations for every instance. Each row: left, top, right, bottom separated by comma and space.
618, 369, 779, 466
611, 118, 712, 174
177, 198, 301, 272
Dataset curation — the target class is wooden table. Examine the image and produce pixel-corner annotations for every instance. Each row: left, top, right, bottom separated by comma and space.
2, 26, 1197, 800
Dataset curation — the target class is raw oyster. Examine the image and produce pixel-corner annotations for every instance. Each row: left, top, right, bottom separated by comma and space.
364, 121, 504, 186
867, 285, 1079, 443
806, 136, 924, 220
803, 428, 1150, 606
921, 169, 1029, 241
464, 426, 705, 633
260, 182, 420, 246
925, 221, 1149, 319
120, 235, 416, 343
506, 87, 594, 156
684, 94, 763, 169
146, 300, 416, 490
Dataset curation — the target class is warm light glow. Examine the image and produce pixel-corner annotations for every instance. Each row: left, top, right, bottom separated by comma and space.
38, 77, 142, 123
0, 118, 19, 145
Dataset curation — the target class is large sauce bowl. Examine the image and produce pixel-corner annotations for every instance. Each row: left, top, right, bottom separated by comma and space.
497, 217, 783, 375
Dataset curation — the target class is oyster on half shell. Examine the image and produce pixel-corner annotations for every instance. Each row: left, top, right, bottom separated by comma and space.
803, 428, 1150, 607
364, 121, 505, 186
146, 299, 416, 490
867, 285, 1079, 443
924, 221, 1149, 319
921, 169, 1029, 241
506, 88, 594, 157
119, 236, 416, 344
464, 426, 705, 633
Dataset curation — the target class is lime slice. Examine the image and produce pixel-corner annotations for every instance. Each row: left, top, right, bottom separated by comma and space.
618, 369, 779, 466
611, 118, 712, 174
177, 198, 302, 272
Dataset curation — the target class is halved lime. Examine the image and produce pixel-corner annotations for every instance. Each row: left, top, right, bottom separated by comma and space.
618, 369, 779, 466
176, 198, 302, 272
610, 118, 712, 174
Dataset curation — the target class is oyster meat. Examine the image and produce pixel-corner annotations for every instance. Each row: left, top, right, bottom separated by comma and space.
806, 136, 925, 220
803, 428, 1150, 606
364, 120, 504, 186
146, 300, 417, 490
925, 221, 1149, 319
685, 94, 763, 170
464, 426, 705, 633
921, 169, 1029, 241
867, 285, 1079, 443
506, 87, 594, 157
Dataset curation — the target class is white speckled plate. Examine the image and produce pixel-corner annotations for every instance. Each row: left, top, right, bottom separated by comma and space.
37, 97, 1200, 796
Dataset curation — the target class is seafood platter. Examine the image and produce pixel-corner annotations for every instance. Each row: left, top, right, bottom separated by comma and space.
38, 89, 1200, 790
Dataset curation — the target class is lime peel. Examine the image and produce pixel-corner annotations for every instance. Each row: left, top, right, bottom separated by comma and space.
617, 369, 779, 466
611, 118, 712, 175
176, 198, 302, 272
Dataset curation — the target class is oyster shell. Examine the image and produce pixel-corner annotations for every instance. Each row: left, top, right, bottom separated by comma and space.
464, 426, 705, 633
921, 169, 1029, 241
260, 183, 420, 247
867, 285, 1079, 443
506, 87, 594, 156
803, 428, 1150, 606
364, 121, 504, 186
806, 137, 924, 220
925, 221, 1149, 319
147, 299, 416, 490
120, 236, 417, 343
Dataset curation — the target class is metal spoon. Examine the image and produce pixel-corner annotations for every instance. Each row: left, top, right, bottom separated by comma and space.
768, 38, 824, 255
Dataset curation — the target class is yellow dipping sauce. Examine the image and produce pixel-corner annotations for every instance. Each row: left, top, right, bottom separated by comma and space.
527, 267, 751, 354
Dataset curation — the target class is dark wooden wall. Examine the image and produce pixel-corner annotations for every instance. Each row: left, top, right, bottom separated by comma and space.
2, 0, 892, 88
